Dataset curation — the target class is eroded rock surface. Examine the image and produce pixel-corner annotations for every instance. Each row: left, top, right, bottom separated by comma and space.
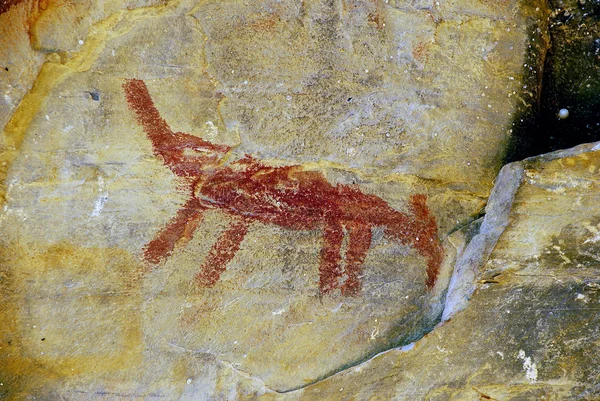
1, 0, 548, 397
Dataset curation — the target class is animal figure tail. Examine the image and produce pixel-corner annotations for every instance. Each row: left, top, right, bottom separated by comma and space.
385, 194, 444, 289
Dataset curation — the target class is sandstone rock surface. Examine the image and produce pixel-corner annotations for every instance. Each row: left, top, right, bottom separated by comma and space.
0, 0, 549, 398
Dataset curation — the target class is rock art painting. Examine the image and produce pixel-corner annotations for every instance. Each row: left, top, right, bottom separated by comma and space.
123, 79, 443, 295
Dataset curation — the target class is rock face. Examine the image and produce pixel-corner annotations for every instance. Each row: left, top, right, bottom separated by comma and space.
1, 0, 549, 398
291, 143, 600, 400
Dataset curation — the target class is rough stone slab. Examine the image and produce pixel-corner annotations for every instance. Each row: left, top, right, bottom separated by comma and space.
1, 0, 548, 397
443, 161, 524, 320
285, 142, 600, 400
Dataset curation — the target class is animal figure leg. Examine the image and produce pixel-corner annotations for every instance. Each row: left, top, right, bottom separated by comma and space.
382, 194, 443, 289
319, 221, 344, 294
407, 194, 444, 288
142, 198, 206, 270
341, 223, 372, 296
195, 219, 250, 287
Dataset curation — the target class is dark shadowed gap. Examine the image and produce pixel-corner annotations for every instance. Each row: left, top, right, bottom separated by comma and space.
505, 0, 600, 163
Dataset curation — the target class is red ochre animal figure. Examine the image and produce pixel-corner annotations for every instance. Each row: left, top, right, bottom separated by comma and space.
123, 79, 444, 296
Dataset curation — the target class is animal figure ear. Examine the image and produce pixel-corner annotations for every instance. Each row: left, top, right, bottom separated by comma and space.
171, 132, 232, 160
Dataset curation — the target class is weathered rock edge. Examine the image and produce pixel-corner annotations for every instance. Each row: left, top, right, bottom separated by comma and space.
443, 140, 600, 320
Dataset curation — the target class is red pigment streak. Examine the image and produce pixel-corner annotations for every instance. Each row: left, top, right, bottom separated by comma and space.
195, 219, 250, 287
142, 198, 205, 267
249, 12, 280, 32
123, 78, 444, 295
412, 41, 430, 65
367, 0, 385, 31
0, 0, 23, 15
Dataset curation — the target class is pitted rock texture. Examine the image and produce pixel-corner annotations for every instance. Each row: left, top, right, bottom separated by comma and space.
1, 0, 547, 397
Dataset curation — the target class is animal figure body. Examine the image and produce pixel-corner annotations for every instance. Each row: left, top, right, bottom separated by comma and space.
123, 79, 444, 295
